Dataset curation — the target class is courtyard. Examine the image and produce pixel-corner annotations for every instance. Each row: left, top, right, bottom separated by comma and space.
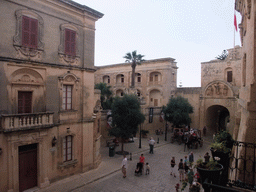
37, 133, 212, 192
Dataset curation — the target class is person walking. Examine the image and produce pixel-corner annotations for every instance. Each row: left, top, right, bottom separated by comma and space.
203, 126, 207, 136
148, 137, 155, 154
170, 157, 176, 177
121, 155, 127, 178
189, 152, 194, 166
178, 159, 185, 181
204, 152, 210, 163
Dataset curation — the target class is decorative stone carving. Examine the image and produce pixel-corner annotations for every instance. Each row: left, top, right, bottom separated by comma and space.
206, 85, 213, 96
13, 10, 44, 60
93, 100, 102, 113
214, 82, 221, 95
223, 85, 228, 96
247, 0, 251, 19
205, 82, 231, 97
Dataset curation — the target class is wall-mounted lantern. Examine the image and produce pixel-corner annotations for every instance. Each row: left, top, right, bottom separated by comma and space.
52, 136, 57, 147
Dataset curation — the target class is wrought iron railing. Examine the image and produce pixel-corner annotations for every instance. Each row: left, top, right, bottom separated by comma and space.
228, 141, 256, 190
204, 141, 256, 191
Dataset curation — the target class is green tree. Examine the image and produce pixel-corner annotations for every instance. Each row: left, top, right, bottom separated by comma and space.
163, 96, 193, 128
123, 50, 145, 87
216, 50, 228, 60
95, 82, 113, 110
109, 94, 145, 153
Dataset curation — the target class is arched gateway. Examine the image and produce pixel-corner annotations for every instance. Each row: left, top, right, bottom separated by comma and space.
206, 105, 230, 133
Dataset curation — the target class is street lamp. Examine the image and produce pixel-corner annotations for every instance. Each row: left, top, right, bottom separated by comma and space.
165, 113, 169, 141
139, 123, 142, 148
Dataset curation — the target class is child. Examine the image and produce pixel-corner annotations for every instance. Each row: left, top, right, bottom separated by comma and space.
145, 162, 150, 175
170, 157, 176, 177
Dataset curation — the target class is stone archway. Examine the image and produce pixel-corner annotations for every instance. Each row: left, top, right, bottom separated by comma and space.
206, 105, 230, 133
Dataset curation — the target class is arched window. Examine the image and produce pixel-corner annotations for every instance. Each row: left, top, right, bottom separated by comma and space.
103, 75, 110, 84
149, 72, 161, 85
116, 74, 124, 84
136, 73, 141, 83
116, 89, 124, 97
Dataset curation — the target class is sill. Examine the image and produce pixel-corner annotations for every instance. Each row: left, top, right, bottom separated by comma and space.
59, 110, 78, 113
58, 159, 78, 170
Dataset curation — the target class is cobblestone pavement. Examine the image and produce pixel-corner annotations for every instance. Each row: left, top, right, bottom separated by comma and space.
71, 137, 212, 192
37, 133, 213, 192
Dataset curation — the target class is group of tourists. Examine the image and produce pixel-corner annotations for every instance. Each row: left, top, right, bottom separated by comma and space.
121, 137, 156, 178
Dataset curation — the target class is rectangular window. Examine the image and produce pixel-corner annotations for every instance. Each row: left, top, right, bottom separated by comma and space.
155, 75, 158, 82
150, 76, 153, 82
63, 135, 72, 161
137, 76, 141, 83
18, 91, 32, 113
121, 77, 124, 83
108, 78, 110, 84
62, 85, 72, 110
227, 71, 232, 82
65, 29, 76, 56
22, 16, 38, 49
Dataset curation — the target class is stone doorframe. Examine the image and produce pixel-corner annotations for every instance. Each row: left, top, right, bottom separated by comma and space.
6, 130, 50, 192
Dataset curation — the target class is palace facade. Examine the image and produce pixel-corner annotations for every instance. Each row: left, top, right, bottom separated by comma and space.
0, 0, 103, 191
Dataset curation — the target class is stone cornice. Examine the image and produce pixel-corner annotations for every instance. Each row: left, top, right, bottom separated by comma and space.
0, 56, 96, 72
58, 0, 104, 19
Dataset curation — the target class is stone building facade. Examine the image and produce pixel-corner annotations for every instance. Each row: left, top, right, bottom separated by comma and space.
174, 46, 242, 135
0, 0, 103, 191
95, 58, 178, 136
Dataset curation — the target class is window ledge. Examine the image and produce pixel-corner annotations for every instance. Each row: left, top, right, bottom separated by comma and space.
58, 159, 78, 170
58, 110, 78, 114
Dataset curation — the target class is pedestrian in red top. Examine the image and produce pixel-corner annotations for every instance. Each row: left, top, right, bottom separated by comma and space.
139, 154, 145, 173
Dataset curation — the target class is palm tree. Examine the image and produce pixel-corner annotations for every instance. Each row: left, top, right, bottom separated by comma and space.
123, 50, 145, 87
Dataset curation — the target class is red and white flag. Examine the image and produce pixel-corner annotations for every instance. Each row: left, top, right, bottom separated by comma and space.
234, 13, 238, 31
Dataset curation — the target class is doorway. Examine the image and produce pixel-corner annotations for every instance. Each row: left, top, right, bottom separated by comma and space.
19, 143, 38, 192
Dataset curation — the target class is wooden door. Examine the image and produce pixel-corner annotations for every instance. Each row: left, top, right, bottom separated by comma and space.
19, 144, 37, 192
154, 99, 158, 107
18, 91, 32, 113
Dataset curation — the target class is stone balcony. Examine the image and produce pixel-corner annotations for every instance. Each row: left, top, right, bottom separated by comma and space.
0, 112, 54, 133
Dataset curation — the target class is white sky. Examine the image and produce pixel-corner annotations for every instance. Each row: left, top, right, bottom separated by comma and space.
74, 0, 241, 87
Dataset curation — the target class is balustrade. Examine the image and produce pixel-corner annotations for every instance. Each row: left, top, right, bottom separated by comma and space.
1, 112, 54, 131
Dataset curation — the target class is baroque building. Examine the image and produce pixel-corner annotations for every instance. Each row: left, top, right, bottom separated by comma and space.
95, 58, 177, 137
175, 46, 242, 135
0, 0, 103, 191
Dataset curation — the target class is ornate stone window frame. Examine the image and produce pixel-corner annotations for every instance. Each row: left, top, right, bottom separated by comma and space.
58, 72, 80, 112
13, 9, 44, 60
58, 130, 78, 170
58, 23, 80, 65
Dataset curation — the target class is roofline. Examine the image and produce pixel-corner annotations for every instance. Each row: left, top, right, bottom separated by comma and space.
58, 0, 104, 18
95, 57, 176, 69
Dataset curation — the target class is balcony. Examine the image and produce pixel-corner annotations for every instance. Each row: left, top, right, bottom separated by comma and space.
1, 112, 54, 132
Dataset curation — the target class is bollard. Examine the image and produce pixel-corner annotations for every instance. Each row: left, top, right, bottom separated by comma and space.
130, 152, 132, 161
157, 137, 159, 144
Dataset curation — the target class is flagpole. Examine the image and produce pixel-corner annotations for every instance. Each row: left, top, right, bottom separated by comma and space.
234, 1, 236, 48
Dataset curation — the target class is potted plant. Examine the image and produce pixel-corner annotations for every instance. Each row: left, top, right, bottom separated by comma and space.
194, 157, 223, 185
210, 130, 234, 185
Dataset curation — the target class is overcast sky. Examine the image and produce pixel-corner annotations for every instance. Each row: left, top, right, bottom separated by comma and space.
74, 0, 241, 87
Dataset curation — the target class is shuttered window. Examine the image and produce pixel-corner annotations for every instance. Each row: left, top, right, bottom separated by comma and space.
18, 91, 32, 114
63, 135, 72, 161
227, 71, 233, 82
62, 85, 72, 110
22, 16, 38, 49
65, 29, 76, 56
